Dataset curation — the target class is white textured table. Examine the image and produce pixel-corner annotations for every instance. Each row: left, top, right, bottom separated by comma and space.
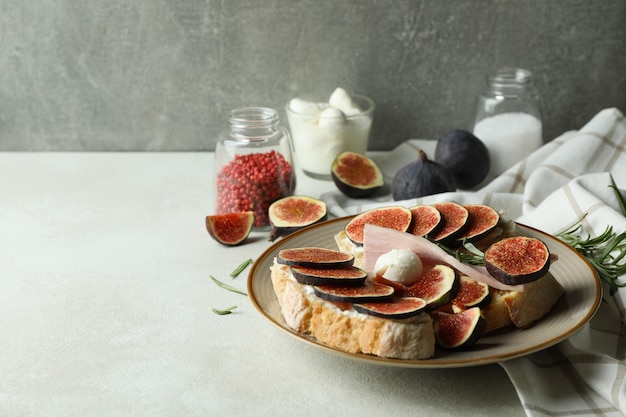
0, 152, 526, 417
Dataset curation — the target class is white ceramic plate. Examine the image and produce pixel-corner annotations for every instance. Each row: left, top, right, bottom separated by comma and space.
248, 217, 602, 368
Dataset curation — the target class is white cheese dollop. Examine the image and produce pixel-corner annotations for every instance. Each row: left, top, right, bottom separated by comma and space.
373, 249, 423, 285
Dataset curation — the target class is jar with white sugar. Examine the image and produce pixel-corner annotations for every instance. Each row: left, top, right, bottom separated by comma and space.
472, 67, 543, 178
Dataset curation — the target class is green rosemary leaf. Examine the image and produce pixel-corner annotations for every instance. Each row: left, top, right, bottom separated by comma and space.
230, 258, 254, 278
210, 275, 248, 296
212, 305, 238, 315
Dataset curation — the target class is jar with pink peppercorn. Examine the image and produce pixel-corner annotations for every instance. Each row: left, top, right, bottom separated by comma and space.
214, 107, 296, 229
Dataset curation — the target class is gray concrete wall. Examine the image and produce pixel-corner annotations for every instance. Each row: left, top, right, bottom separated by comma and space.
1, 0, 624, 151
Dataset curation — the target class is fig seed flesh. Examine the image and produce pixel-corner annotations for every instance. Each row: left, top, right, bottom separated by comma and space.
277, 247, 354, 269
344, 206, 413, 245
353, 297, 427, 319
313, 281, 394, 303
331, 152, 384, 198
433, 307, 486, 349
408, 204, 443, 237
429, 202, 469, 243
484, 236, 551, 285
205, 211, 254, 246
290, 265, 367, 286
269, 196, 328, 241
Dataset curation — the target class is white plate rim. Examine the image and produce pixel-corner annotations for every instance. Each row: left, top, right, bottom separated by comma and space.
247, 216, 602, 368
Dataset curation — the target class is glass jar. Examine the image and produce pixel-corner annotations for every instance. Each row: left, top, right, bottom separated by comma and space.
214, 107, 296, 229
472, 67, 543, 178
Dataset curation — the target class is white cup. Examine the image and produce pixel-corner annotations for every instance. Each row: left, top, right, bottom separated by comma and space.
286, 93, 375, 180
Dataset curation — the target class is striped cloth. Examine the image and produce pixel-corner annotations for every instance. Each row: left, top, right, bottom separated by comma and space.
321, 107, 626, 417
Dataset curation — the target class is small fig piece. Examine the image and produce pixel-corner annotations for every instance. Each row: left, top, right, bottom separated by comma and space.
277, 247, 354, 269
344, 206, 413, 246
484, 236, 551, 285
290, 265, 367, 286
391, 150, 456, 201
433, 307, 486, 349
429, 202, 469, 244
269, 196, 327, 241
434, 129, 490, 189
451, 276, 492, 312
353, 297, 427, 319
205, 211, 254, 246
402, 264, 459, 309
331, 151, 384, 198
453, 204, 500, 246
408, 204, 443, 237
314, 281, 395, 303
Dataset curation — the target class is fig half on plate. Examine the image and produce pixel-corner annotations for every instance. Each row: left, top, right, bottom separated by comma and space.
484, 236, 551, 285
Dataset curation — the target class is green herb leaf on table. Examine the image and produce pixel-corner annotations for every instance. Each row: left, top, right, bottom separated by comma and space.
212, 305, 238, 315
230, 258, 254, 278
210, 275, 248, 296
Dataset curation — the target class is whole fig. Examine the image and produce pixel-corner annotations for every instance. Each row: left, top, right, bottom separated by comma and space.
434, 129, 490, 189
391, 150, 457, 201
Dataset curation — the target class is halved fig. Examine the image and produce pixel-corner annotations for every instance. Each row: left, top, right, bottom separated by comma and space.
277, 247, 354, 269
205, 211, 254, 246
331, 151, 384, 198
433, 307, 486, 349
453, 204, 500, 246
314, 281, 394, 303
353, 297, 427, 319
401, 264, 459, 309
484, 236, 551, 285
451, 276, 492, 312
429, 202, 469, 244
344, 206, 413, 246
290, 265, 367, 286
269, 196, 328, 241
407, 204, 443, 237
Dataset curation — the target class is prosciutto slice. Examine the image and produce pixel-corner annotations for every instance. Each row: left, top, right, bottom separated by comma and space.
362, 224, 525, 292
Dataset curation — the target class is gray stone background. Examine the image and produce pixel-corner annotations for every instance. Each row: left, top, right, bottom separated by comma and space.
1, 0, 624, 151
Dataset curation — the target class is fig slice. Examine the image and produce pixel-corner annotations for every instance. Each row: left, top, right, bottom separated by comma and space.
408, 204, 443, 237
331, 151, 384, 198
205, 211, 254, 246
290, 265, 367, 286
344, 206, 413, 246
277, 247, 354, 269
401, 264, 459, 309
429, 202, 469, 244
269, 196, 328, 241
353, 297, 427, 319
433, 307, 486, 349
453, 204, 500, 246
484, 236, 551, 285
313, 281, 394, 303
451, 276, 492, 312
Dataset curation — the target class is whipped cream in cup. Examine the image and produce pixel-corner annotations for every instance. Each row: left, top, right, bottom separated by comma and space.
286, 88, 375, 180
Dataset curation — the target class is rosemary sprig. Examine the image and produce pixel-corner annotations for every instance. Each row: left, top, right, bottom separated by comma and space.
210, 275, 248, 296
230, 258, 254, 278
212, 305, 238, 315
555, 183, 626, 295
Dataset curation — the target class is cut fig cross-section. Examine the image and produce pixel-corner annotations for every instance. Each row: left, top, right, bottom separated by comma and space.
484, 236, 551, 285
401, 264, 459, 309
344, 206, 413, 246
451, 276, 491, 312
290, 265, 367, 286
408, 204, 443, 237
205, 211, 254, 246
433, 307, 486, 349
313, 281, 394, 303
269, 196, 328, 241
277, 247, 354, 269
453, 204, 500, 246
331, 151, 384, 198
353, 297, 427, 319
429, 202, 469, 244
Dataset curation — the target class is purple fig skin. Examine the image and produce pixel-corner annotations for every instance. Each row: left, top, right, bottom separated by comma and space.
391, 150, 457, 201
434, 130, 490, 190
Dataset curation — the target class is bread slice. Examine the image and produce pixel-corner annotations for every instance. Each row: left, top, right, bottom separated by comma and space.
270, 260, 436, 360
334, 229, 565, 334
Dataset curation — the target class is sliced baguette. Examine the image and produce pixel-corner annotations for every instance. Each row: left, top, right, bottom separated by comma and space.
270, 260, 436, 360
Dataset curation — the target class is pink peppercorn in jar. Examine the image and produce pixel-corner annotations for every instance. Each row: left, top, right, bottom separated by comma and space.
214, 107, 296, 229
